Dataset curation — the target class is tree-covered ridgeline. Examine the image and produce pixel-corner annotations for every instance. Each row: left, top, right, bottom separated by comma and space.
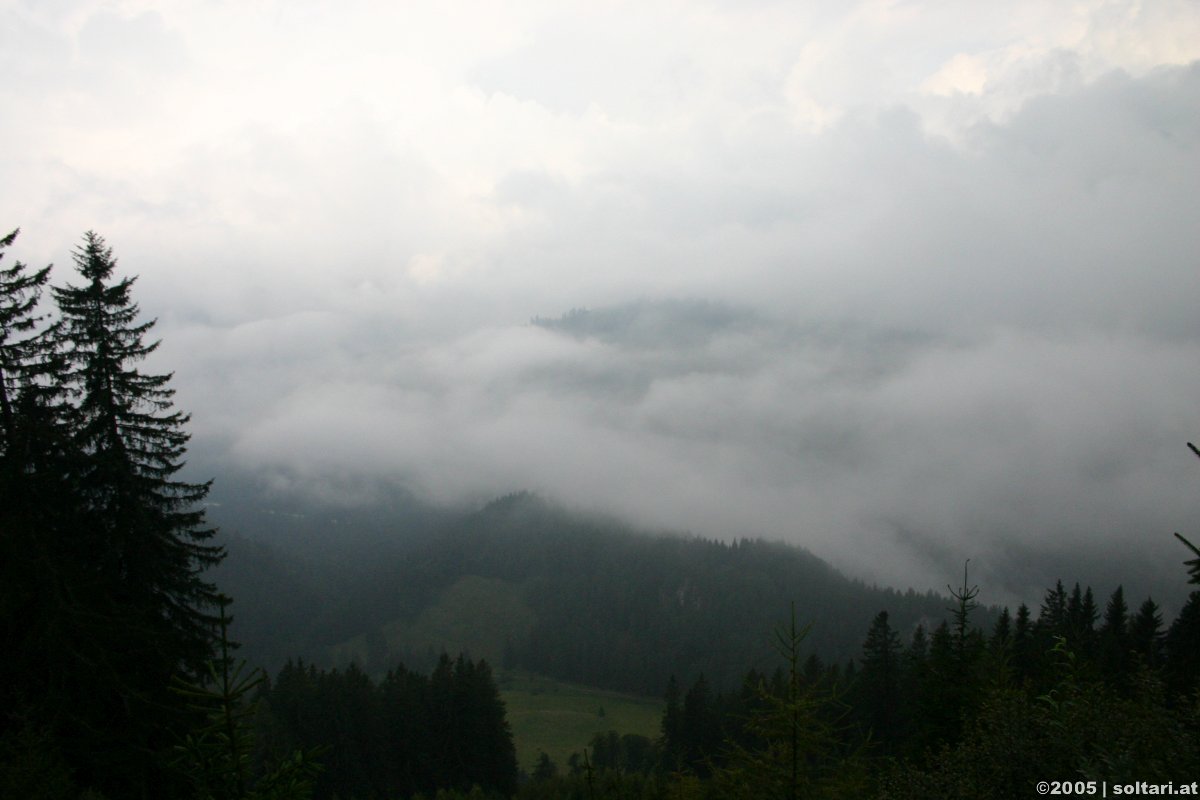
214, 491, 963, 695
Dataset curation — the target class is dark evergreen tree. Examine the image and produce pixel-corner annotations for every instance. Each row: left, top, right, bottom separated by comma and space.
1168, 534, 1200, 697
589, 730, 623, 772
1129, 598, 1164, 668
920, 621, 960, 747
709, 609, 866, 800
856, 611, 903, 752
0, 225, 71, 647
375, 663, 430, 795
34, 230, 224, 795
0, 227, 58, 454
681, 674, 720, 776
906, 624, 928, 664
0, 227, 75, 770
531, 751, 558, 781
898, 624, 929, 758
1165, 592, 1200, 698
454, 656, 518, 797
1099, 586, 1131, 689
1178, 528, 1200, 586
168, 597, 321, 800
946, 563, 985, 725
1032, 580, 1071, 683
660, 675, 683, 771
1066, 583, 1098, 656
1081, 587, 1098, 632
618, 733, 657, 774
52, 231, 223, 673
1038, 580, 1069, 640
1012, 603, 1036, 683
991, 607, 1012, 652
949, 564, 980, 659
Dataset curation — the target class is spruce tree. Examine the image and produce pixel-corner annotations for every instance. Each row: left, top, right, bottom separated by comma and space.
46, 231, 223, 795
52, 230, 223, 670
1038, 581, 1068, 639
709, 607, 864, 800
0, 227, 56, 454
857, 611, 903, 751
922, 621, 960, 745
0, 227, 85, 796
455, 657, 518, 797
681, 674, 719, 775
0, 228, 71, 512
660, 675, 684, 771
169, 597, 321, 800
991, 607, 1012, 651
1164, 592, 1200, 698
899, 625, 929, 757
1129, 598, 1164, 668
0, 223, 61, 594
1099, 586, 1131, 688
1012, 603, 1036, 682
1066, 583, 1098, 655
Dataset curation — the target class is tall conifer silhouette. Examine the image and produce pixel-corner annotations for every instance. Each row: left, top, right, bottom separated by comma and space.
42, 231, 223, 795
53, 230, 223, 669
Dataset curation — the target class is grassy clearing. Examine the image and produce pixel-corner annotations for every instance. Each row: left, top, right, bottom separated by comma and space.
329, 575, 535, 670
499, 670, 662, 775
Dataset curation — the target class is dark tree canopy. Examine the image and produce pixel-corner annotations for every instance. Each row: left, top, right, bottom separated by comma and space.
52, 230, 223, 672
0, 230, 49, 440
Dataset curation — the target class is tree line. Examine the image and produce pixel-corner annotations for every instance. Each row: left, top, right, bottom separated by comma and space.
255, 654, 517, 799
520, 560, 1200, 799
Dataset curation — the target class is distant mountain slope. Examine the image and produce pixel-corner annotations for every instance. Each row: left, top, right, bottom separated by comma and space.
212, 492, 967, 695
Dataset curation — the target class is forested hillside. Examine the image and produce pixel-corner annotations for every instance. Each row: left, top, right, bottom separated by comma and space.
213, 491, 965, 694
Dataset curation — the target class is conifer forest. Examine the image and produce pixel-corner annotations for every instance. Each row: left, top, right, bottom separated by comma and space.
2, 226, 1200, 798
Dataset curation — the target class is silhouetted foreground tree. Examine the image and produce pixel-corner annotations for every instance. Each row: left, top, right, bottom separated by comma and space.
52, 231, 223, 672
1, 229, 223, 797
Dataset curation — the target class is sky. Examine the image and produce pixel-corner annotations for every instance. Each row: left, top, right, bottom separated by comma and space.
3, 0, 1200, 606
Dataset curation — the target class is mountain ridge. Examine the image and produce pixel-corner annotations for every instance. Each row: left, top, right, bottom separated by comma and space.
210, 489, 976, 694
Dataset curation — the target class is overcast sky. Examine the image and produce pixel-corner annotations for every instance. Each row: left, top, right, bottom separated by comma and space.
3, 0, 1200, 606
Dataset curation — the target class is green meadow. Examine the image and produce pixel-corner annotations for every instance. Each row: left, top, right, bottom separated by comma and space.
498, 671, 663, 775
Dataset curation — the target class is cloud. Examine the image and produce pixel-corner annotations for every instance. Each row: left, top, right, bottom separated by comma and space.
2, 1, 1199, 608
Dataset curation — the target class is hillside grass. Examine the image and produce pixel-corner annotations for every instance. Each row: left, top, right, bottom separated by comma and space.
499, 670, 662, 775
329, 575, 535, 669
